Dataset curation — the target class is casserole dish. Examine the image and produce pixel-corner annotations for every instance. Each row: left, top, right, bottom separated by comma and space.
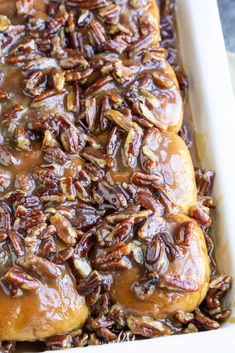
0, 0, 234, 351
46, 0, 235, 352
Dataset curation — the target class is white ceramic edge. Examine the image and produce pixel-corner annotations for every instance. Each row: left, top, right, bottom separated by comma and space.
44, 1, 235, 352
176, 0, 235, 319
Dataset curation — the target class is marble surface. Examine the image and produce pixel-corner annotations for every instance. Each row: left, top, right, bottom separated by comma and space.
217, 0, 235, 52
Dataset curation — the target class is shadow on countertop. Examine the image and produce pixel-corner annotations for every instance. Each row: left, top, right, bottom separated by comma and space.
217, 0, 235, 52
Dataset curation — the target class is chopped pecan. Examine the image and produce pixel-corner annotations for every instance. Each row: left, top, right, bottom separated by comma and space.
13, 208, 46, 232
158, 274, 199, 292
0, 146, 19, 167
189, 204, 212, 228
45, 335, 72, 350
44, 147, 69, 165
127, 315, 172, 337
145, 237, 167, 274
72, 331, 89, 348
195, 169, 215, 196
52, 247, 74, 264
32, 89, 66, 107
131, 171, 160, 185
64, 68, 93, 82
74, 181, 91, 203
129, 33, 155, 58
60, 177, 76, 201
66, 83, 80, 113
106, 110, 142, 134
74, 228, 95, 257
109, 303, 126, 328
0, 203, 11, 231
25, 70, 45, 96
8, 230, 25, 257
33, 164, 60, 188
97, 180, 128, 210
61, 127, 86, 154
85, 163, 105, 182
16, 0, 34, 16
87, 19, 107, 48
73, 258, 92, 278
15, 127, 31, 151
104, 217, 134, 246
205, 275, 232, 310
5, 267, 40, 291
111, 60, 135, 85
97, 327, 117, 342
50, 213, 77, 245
132, 278, 157, 300
17, 255, 61, 279
0, 15, 11, 32
106, 127, 121, 157
59, 54, 88, 69
140, 127, 162, 173
128, 240, 144, 264
15, 173, 35, 192
124, 128, 142, 168
77, 270, 102, 296
175, 311, 194, 324
135, 191, 163, 214
49, 68, 65, 91
0, 173, 11, 192
85, 98, 97, 132
96, 243, 131, 271
183, 323, 198, 334
194, 308, 220, 330
42, 130, 59, 149
106, 207, 152, 224
38, 237, 56, 258
82, 147, 108, 168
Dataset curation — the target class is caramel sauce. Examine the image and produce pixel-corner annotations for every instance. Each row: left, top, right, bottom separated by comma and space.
0, 264, 88, 341
111, 214, 210, 319
0, 0, 231, 349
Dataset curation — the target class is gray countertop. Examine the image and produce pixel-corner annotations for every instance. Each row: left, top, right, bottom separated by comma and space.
217, 0, 235, 52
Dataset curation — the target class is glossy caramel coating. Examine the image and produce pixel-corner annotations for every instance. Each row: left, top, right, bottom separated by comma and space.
0, 265, 88, 341
111, 214, 210, 319
155, 131, 197, 213
111, 130, 197, 214
156, 62, 183, 133
148, 0, 161, 46
0, 0, 210, 344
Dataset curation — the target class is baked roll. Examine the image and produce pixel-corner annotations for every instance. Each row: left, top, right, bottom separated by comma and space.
111, 214, 210, 319
0, 264, 88, 341
0, 0, 230, 349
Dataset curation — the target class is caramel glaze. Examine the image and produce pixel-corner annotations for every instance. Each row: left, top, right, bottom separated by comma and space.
0, 0, 211, 344
0, 264, 88, 341
110, 131, 197, 214
111, 214, 210, 319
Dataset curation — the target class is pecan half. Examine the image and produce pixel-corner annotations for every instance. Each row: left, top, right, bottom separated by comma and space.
174, 221, 194, 246
50, 213, 77, 245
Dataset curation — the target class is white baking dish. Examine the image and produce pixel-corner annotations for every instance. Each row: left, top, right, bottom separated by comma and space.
45, 1, 235, 352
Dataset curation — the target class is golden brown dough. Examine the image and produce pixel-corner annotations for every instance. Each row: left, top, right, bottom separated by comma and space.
154, 131, 197, 213
111, 214, 210, 319
0, 265, 88, 341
